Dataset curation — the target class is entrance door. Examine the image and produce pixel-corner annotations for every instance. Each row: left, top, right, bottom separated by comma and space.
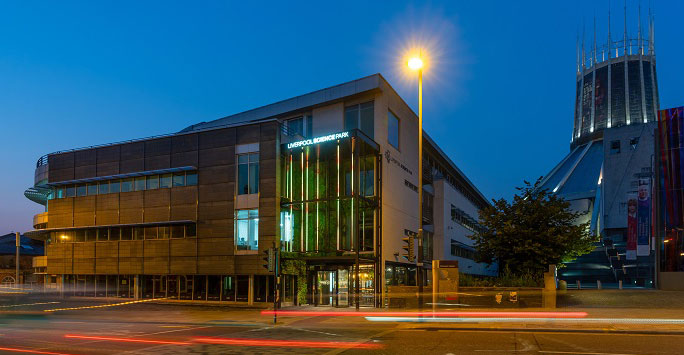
316, 271, 335, 306
337, 269, 349, 307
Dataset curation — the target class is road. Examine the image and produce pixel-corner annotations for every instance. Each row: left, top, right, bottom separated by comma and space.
1, 298, 683, 354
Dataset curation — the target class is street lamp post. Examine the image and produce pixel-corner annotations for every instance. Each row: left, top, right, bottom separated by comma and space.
408, 56, 424, 308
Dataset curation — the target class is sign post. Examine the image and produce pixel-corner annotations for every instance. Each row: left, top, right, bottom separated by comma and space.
15, 232, 20, 288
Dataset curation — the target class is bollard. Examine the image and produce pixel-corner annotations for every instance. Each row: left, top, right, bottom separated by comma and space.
577, 280, 581, 290
619, 280, 623, 289
597, 280, 602, 289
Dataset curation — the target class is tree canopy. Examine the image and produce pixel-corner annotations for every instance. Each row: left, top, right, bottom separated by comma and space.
469, 178, 595, 274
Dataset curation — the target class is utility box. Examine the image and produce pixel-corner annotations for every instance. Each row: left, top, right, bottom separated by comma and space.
432, 260, 459, 305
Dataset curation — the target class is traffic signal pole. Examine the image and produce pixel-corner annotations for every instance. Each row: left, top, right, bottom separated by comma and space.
273, 242, 277, 325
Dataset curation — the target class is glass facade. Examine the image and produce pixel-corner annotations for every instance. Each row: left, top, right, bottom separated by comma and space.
628, 60, 643, 123
643, 61, 655, 122
611, 62, 626, 127
594, 66, 608, 130
581, 73, 593, 135
574, 80, 583, 138
280, 130, 379, 253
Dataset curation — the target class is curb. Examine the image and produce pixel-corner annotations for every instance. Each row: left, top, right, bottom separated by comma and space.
411, 327, 684, 335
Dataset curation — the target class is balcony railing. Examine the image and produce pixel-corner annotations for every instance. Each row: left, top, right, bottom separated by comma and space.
33, 212, 48, 229
32, 256, 47, 268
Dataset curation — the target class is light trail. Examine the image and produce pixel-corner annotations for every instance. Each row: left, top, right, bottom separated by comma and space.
193, 337, 383, 349
364, 317, 684, 324
44, 298, 165, 312
0, 346, 79, 355
261, 310, 588, 318
64, 334, 190, 345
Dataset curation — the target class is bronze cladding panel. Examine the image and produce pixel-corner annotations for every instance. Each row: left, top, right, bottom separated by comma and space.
119, 191, 143, 224
96, 194, 119, 225
48, 199, 73, 228
73, 196, 95, 227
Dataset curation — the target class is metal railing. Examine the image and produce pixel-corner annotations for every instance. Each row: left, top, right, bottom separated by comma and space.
36, 154, 49, 168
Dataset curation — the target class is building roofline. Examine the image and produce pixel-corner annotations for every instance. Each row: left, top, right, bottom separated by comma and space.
423, 132, 490, 207
180, 73, 388, 133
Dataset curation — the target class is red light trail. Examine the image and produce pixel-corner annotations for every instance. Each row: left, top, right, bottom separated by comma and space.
193, 337, 383, 349
260, 310, 588, 318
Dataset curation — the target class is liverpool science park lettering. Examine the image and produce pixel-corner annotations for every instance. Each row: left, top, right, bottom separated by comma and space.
286, 131, 349, 149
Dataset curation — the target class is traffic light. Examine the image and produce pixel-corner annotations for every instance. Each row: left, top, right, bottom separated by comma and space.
401, 237, 414, 262
262, 247, 274, 272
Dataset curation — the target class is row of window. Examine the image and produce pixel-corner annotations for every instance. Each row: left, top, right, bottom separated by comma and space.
47, 207, 262, 251
48, 223, 197, 243
451, 241, 477, 260
450, 205, 485, 233
57, 274, 275, 302
51, 171, 198, 199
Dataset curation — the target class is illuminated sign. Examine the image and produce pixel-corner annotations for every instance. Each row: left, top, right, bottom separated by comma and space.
286, 131, 349, 149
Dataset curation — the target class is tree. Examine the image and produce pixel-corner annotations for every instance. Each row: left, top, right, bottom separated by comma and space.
469, 177, 595, 275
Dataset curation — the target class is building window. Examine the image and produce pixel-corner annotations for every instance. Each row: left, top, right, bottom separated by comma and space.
610, 140, 621, 154
146, 175, 159, 190
451, 240, 476, 260
54, 171, 197, 198
160, 174, 172, 188
186, 172, 198, 186
285, 115, 313, 138
235, 209, 259, 251
98, 181, 109, 194
121, 179, 133, 192
630, 137, 639, 150
388, 110, 400, 149
286, 117, 303, 137
345, 101, 374, 138
134, 177, 146, 191
237, 153, 259, 195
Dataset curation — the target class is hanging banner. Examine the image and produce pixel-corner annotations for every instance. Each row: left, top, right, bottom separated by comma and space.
637, 179, 651, 256
626, 193, 638, 260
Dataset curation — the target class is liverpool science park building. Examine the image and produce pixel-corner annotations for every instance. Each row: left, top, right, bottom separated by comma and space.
24, 74, 494, 307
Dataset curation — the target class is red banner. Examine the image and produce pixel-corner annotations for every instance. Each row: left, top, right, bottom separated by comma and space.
626, 193, 637, 260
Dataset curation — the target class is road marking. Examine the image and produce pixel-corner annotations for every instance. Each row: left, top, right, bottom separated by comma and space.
323, 327, 397, 355
44, 298, 166, 312
65, 334, 190, 345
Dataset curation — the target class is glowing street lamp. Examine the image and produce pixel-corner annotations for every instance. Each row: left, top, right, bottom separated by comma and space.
407, 54, 424, 306
407, 57, 424, 71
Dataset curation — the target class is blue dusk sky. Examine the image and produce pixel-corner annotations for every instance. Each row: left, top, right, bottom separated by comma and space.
1, 1, 682, 234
